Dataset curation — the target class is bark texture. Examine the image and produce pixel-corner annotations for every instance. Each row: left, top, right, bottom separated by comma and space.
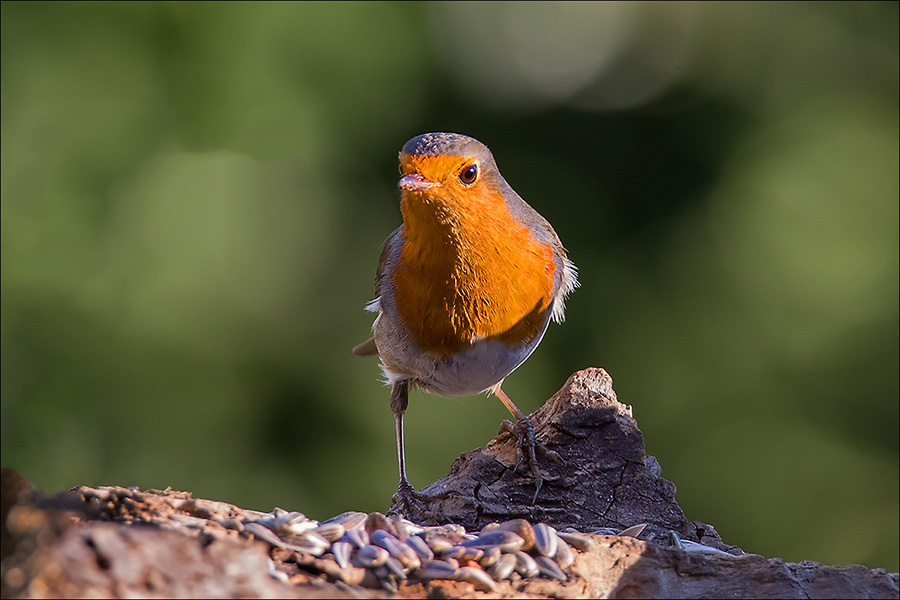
1, 368, 897, 599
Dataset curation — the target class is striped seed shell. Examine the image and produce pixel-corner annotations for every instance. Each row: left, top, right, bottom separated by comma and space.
680, 541, 734, 556
313, 522, 345, 543
558, 531, 595, 552
514, 551, 540, 578
371, 530, 420, 569
243, 522, 286, 548
355, 545, 389, 567
394, 542, 422, 570
364, 512, 400, 538
618, 523, 648, 539
285, 532, 330, 556
535, 555, 567, 581
424, 536, 454, 554
343, 527, 369, 549
415, 559, 459, 580
404, 535, 434, 561
369, 529, 401, 549
331, 541, 352, 570
392, 515, 423, 540
554, 535, 575, 569
461, 530, 524, 553
667, 530, 684, 550
496, 519, 535, 551
384, 556, 407, 580
444, 545, 483, 562
480, 522, 500, 534
533, 523, 558, 557
261, 510, 317, 536
487, 553, 517, 581
456, 566, 497, 592
478, 546, 501, 568
322, 511, 367, 531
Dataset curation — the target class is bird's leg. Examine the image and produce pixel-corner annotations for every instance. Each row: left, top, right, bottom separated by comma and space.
391, 380, 414, 497
387, 380, 455, 519
492, 383, 562, 504
389, 380, 423, 513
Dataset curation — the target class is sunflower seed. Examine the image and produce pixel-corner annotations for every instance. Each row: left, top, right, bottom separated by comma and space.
365, 512, 399, 538
281, 530, 330, 554
415, 559, 458, 580
394, 541, 421, 569
384, 556, 407, 579
343, 528, 369, 549
680, 540, 734, 556
667, 530, 684, 550
481, 522, 500, 534
323, 511, 367, 531
456, 566, 497, 592
478, 546, 501, 568
444, 545, 483, 563
404, 535, 434, 561
514, 551, 540, 578
461, 530, 524, 553
284, 534, 329, 556
554, 535, 575, 569
369, 529, 401, 549
533, 523, 558, 557
487, 553, 517, 581
558, 530, 594, 552
535, 555, 567, 581
244, 522, 286, 548
588, 527, 619, 536
370, 529, 419, 568
314, 522, 345, 543
258, 510, 317, 536
355, 545, 389, 567
496, 519, 535, 551
618, 523, 648, 539
331, 541, 352, 570
391, 515, 421, 540
424, 536, 454, 554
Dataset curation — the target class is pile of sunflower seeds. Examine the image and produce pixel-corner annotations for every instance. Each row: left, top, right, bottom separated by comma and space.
236, 508, 613, 592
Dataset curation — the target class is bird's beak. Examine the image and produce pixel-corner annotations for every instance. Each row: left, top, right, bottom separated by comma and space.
398, 173, 438, 191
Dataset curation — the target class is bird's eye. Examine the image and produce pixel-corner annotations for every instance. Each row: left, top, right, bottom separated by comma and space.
459, 163, 478, 185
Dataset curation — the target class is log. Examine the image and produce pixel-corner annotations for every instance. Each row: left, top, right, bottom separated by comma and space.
1, 369, 897, 599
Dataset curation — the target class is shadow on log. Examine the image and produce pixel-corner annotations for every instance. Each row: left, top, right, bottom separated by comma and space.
1, 368, 897, 599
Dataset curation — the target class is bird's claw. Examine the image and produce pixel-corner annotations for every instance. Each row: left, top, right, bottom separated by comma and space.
390, 480, 450, 521
500, 415, 560, 504
391, 479, 423, 511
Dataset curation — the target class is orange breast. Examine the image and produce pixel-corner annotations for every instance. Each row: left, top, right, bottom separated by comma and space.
393, 182, 556, 357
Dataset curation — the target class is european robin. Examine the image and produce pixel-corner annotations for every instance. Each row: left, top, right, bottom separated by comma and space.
353, 132, 578, 510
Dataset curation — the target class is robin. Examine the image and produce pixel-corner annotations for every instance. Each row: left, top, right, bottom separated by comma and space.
353, 132, 578, 509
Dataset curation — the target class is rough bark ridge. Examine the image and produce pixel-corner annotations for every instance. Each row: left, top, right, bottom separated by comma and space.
395, 368, 733, 553
1, 368, 897, 599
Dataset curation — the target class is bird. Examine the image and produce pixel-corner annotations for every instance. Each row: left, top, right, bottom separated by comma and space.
353, 132, 578, 511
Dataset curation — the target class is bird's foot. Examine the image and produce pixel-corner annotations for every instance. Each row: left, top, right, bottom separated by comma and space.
500, 416, 562, 504
389, 479, 445, 521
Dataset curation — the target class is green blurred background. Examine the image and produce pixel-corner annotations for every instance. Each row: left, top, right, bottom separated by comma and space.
2, 1, 897, 571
